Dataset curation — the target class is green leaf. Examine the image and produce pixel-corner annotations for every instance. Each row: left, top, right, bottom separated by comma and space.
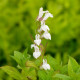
69, 56, 79, 72
76, 67, 80, 74
38, 70, 54, 80
23, 48, 28, 58
11, 50, 30, 68
38, 70, 47, 80
23, 48, 28, 54
1, 66, 22, 80
60, 65, 68, 74
11, 51, 23, 66
23, 48, 31, 61
54, 74, 72, 80
68, 56, 79, 79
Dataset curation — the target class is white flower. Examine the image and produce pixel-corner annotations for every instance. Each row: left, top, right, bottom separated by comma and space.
31, 44, 35, 49
43, 12, 53, 21
37, 7, 49, 21
31, 44, 41, 59
38, 24, 50, 32
42, 31, 51, 40
40, 59, 50, 70
31, 44, 39, 52
37, 7, 44, 21
34, 34, 41, 46
41, 20, 45, 25
33, 51, 41, 59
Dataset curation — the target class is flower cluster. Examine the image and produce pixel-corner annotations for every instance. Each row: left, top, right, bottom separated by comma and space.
31, 7, 53, 70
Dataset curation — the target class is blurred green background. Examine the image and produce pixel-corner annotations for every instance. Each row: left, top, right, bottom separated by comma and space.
0, 0, 80, 79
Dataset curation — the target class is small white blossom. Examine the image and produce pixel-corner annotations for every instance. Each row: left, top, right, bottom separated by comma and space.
31, 44, 35, 49
33, 51, 41, 59
34, 34, 41, 46
31, 44, 41, 59
43, 12, 53, 21
37, 7, 49, 21
38, 24, 50, 32
31, 44, 39, 52
40, 59, 50, 70
42, 31, 51, 40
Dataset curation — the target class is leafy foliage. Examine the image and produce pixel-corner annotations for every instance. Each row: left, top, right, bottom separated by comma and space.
1, 49, 80, 80
11, 49, 30, 68
1, 66, 22, 80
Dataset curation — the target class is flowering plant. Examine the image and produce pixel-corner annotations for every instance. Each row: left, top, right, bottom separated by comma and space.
0, 7, 80, 80
31, 7, 53, 70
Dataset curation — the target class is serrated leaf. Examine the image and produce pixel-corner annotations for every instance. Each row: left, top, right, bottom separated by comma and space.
1, 66, 22, 80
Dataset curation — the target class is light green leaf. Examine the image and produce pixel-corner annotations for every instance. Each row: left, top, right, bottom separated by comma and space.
69, 56, 79, 72
68, 56, 79, 79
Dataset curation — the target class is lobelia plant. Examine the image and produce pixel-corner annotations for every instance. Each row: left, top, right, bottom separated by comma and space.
0, 7, 80, 80
31, 7, 53, 70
